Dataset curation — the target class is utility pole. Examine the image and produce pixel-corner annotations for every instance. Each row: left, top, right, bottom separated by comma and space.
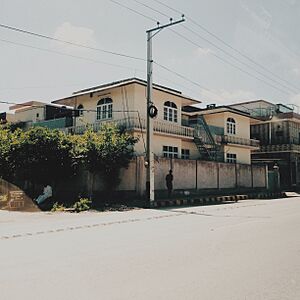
146, 17, 185, 207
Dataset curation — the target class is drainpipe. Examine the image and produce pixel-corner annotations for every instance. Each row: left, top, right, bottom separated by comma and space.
73, 96, 77, 132
296, 156, 299, 191
269, 122, 272, 144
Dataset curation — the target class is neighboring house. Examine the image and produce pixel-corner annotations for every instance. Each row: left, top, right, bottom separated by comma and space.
8, 101, 74, 129
0, 112, 16, 124
52, 78, 201, 160
182, 104, 260, 165
230, 100, 300, 188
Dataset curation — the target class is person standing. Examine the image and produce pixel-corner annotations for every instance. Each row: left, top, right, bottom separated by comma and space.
165, 170, 173, 198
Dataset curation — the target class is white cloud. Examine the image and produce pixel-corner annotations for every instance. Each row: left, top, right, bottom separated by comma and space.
240, 1, 272, 32
291, 67, 300, 76
289, 93, 300, 104
53, 22, 96, 48
196, 47, 212, 56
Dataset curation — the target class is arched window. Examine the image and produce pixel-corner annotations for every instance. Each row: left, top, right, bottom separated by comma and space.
227, 117, 236, 135
96, 98, 113, 120
77, 104, 84, 116
164, 101, 178, 122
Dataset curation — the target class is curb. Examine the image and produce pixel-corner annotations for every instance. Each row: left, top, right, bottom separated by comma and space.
152, 192, 287, 208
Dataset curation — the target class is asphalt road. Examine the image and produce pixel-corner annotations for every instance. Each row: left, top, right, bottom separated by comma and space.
0, 197, 300, 300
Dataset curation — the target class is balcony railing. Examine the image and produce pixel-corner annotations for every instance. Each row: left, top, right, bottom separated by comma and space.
257, 144, 300, 153
62, 116, 195, 138
219, 135, 260, 148
32, 117, 73, 129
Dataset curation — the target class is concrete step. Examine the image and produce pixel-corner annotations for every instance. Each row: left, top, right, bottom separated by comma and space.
283, 192, 300, 198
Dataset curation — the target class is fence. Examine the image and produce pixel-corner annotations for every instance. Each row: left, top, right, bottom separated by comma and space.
100, 156, 267, 196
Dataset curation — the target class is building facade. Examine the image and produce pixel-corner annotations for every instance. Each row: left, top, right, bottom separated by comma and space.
3, 78, 258, 165
231, 100, 300, 189
182, 105, 260, 164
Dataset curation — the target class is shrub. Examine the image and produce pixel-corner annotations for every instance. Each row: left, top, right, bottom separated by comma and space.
51, 202, 66, 212
73, 198, 91, 213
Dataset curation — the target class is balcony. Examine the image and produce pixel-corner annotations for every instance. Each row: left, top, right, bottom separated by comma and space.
219, 135, 260, 148
32, 117, 73, 129
61, 116, 195, 138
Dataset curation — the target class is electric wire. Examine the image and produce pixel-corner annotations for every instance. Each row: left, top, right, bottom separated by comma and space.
151, 0, 300, 92
131, 0, 170, 19
0, 99, 147, 153
169, 29, 288, 95
135, 0, 297, 94
154, 62, 223, 100
106, 0, 227, 100
181, 24, 298, 94
108, 0, 157, 22
0, 38, 145, 73
105, 0, 287, 97
0, 23, 145, 61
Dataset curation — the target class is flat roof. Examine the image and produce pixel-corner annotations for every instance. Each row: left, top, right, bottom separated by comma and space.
52, 77, 201, 106
182, 105, 262, 120
9, 101, 48, 111
229, 99, 276, 107
9, 101, 73, 113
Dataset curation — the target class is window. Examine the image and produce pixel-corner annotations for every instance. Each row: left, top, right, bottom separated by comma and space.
96, 98, 112, 120
181, 149, 190, 159
163, 146, 178, 158
163, 101, 178, 123
227, 117, 236, 135
77, 104, 84, 116
226, 153, 237, 164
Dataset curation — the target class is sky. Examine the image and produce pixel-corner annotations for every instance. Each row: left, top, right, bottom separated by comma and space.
1, 0, 300, 112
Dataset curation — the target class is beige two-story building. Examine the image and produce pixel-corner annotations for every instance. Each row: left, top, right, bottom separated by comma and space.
3, 78, 259, 165
52, 78, 202, 160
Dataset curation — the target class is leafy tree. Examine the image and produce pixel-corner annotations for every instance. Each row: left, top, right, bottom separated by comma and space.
82, 124, 137, 195
10, 127, 76, 186
0, 127, 17, 180
0, 124, 137, 203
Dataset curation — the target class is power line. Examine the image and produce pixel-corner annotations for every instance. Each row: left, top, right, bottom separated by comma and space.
151, 0, 182, 15
131, 0, 171, 19
0, 38, 145, 73
0, 23, 145, 61
105, 0, 226, 100
0, 37, 203, 101
108, 0, 157, 22
150, 0, 300, 92
109, 0, 288, 96
138, 0, 297, 94
181, 25, 298, 94
169, 29, 288, 95
186, 19, 300, 92
154, 61, 226, 101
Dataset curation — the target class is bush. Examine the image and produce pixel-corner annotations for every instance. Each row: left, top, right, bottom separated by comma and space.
51, 202, 66, 212
73, 198, 91, 213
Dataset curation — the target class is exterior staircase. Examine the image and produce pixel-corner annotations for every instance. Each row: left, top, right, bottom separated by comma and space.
193, 116, 221, 161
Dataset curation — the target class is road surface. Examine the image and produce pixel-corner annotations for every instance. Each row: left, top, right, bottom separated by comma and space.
0, 197, 300, 300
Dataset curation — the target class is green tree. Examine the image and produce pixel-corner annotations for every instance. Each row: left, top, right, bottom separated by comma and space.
10, 127, 76, 186
82, 124, 137, 196
0, 127, 17, 180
